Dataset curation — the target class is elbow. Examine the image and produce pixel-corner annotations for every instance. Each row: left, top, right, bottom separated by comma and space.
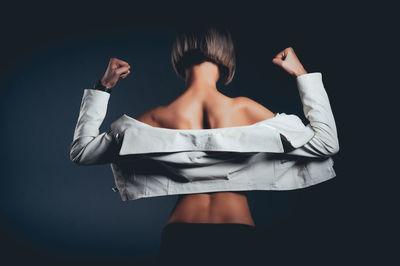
70, 149, 83, 165
329, 144, 340, 156
319, 128, 340, 156
69, 145, 99, 166
314, 137, 339, 158
69, 144, 86, 165
326, 138, 340, 156
70, 152, 91, 165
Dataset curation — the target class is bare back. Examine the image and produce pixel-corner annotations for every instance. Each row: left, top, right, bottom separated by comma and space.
136, 89, 275, 226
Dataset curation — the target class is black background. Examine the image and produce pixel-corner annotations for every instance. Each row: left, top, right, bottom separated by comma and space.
0, 1, 394, 265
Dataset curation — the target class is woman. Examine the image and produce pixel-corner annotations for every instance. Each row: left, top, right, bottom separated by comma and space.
97, 25, 310, 265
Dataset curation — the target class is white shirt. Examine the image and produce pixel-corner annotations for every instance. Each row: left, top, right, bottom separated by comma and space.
70, 72, 339, 201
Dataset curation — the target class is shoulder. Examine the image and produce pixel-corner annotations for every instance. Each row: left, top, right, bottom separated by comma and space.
135, 105, 166, 127
234, 96, 276, 121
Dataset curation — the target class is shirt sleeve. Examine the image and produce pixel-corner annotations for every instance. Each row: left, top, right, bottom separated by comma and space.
283, 72, 340, 158
69, 89, 121, 165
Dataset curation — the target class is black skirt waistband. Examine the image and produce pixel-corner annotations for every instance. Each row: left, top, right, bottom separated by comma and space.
161, 222, 258, 239
163, 221, 256, 230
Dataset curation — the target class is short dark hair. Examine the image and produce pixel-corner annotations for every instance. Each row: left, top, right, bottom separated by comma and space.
171, 24, 236, 86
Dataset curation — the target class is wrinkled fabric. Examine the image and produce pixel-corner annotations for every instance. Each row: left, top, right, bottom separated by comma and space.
70, 72, 339, 201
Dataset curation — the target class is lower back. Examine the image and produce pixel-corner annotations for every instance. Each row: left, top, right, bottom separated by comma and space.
167, 192, 256, 226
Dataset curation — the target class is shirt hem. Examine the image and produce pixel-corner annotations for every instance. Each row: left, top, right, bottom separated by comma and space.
120, 173, 336, 201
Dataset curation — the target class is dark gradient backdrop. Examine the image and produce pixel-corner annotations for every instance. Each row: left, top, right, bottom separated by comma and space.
1, 2, 390, 266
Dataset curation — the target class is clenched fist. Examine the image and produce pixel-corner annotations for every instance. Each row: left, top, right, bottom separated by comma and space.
100, 58, 131, 89
272, 47, 307, 77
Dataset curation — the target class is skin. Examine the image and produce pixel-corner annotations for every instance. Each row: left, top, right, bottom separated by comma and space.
100, 47, 308, 227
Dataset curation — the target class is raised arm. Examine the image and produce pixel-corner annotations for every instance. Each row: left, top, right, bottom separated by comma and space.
272, 47, 339, 158
69, 58, 131, 165
70, 89, 120, 165
286, 72, 339, 157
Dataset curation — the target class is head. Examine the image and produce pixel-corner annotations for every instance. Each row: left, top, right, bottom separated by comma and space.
171, 24, 236, 87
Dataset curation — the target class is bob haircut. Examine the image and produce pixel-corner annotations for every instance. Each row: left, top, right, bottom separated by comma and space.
171, 24, 236, 86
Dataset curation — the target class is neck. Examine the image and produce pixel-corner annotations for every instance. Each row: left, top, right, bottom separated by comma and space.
184, 61, 220, 95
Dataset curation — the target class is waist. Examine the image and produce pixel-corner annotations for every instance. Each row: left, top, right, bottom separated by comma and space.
166, 192, 255, 226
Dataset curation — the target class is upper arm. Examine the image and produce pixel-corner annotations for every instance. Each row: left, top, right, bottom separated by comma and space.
236, 97, 276, 122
